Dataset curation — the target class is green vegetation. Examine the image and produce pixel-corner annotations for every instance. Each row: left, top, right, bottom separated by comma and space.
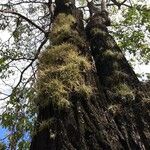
90, 28, 106, 36
36, 43, 92, 108
52, 13, 76, 33
35, 13, 93, 109
114, 83, 135, 100
103, 50, 123, 60
51, 13, 76, 44
108, 104, 121, 116
51, 13, 86, 48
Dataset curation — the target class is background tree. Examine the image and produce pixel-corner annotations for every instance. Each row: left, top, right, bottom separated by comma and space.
0, 0, 149, 149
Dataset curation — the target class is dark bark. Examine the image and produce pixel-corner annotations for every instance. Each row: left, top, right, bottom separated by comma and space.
30, 1, 150, 150
85, 9, 150, 150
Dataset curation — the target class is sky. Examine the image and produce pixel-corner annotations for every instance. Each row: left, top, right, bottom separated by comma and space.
0, 127, 8, 144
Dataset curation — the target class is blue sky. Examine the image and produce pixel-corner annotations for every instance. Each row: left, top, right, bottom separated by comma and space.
0, 127, 8, 144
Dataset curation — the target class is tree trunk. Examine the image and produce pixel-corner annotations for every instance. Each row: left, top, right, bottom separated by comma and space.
30, 1, 150, 149
85, 10, 150, 150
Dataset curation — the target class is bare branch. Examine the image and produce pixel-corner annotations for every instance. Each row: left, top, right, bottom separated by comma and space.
110, 0, 128, 9
8, 1, 46, 6
101, 0, 107, 11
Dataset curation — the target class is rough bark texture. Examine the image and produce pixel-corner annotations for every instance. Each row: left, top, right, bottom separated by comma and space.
30, 1, 150, 149
85, 9, 150, 150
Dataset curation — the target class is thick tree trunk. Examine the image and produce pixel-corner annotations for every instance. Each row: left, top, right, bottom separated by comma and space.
30, 1, 150, 149
85, 10, 150, 149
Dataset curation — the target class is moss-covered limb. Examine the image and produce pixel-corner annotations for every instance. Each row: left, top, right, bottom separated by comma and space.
31, 13, 97, 148
88, 21, 137, 105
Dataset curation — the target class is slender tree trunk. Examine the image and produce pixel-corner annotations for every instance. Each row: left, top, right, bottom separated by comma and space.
30, 1, 150, 149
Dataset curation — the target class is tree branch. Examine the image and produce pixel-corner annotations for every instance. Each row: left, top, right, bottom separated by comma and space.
0, 9, 47, 34
6, 1, 46, 6
110, 0, 128, 9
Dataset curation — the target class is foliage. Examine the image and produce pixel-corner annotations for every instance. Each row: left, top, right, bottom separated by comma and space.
111, 3, 150, 65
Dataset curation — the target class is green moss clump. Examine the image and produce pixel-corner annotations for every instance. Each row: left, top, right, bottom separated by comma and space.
50, 13, 76, 44
108, 104, 121, 116
47, 79, 69, 107
90, 28, 106, 36
50, 13, 86, 48
39, 43, 90, 69
114, 83, 135, 100
52, 13, 76, 34
103, 50, 114, 57
36, 43, 92, 109
76, 84, 93, 98
36, 79, 69, 108
103, 50, 123, 60
38, 43, 75, 66
49, 129, 56, 140
112, 62, 119, 70
105, 70, 129, 84
35, 12, 93, 109
106, 36, 115, 48
142, 98, 150, 106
